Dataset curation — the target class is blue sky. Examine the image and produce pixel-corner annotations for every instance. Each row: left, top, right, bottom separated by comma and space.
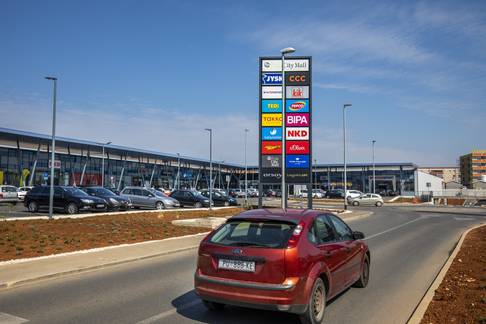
1, 0, 485, 166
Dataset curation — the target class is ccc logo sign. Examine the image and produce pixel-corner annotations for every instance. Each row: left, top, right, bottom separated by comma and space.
289, 75, 306, 82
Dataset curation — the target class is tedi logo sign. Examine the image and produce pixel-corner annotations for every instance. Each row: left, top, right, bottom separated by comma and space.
261, 99, 282, 113
286, 127, 309, 140
286, 113, 309, 127
286, 141, 310, 154
262, 73, 282, 85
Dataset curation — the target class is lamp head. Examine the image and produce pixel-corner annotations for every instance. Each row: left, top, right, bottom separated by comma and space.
343, 103, 352, 108
280, 47, 296, 55
45, 76, 57, 81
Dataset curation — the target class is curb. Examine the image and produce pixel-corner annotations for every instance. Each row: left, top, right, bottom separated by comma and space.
406, 222, 486, 324
0, 244, 201, 290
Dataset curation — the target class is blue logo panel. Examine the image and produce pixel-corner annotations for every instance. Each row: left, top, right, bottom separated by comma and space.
262, 99, 282, 113
262, 73, 282, 85
262, 127, 282, 140
286, 99, 309, 113
286, 155, 310, 168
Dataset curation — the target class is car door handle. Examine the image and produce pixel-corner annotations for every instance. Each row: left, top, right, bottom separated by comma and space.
323, 251, 333, 258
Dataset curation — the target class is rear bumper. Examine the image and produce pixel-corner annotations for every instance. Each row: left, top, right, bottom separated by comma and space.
194, 272, 307, 314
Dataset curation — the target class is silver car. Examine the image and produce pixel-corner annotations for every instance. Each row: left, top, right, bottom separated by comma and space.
120, 187, 180, 209
0, 185, 19, 204
350, 193, 384, 207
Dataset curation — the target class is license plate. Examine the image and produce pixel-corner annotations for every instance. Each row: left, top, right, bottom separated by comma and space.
218, 259, 255, 272
96, 204, 105, 208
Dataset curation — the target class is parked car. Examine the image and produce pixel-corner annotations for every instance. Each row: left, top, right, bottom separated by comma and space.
0, 185, 19, 204
233, 189, 247, 198
170, 189, 211, 208
346, 190, 363, 201
120, 186, 180, 209
194, 209, 370, 324
24, 186, 107, 214
265, 189, 276, 197
17, 186, 33, 200
312, 189, 326, 198
325, 189, 344, 198
350, 193, 384, 207
81, 186, 132, 211
299, 189, 309, 198
200, 190, 238, 207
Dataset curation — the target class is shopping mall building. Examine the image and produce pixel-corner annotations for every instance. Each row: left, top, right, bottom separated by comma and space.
0, 127, 417, 195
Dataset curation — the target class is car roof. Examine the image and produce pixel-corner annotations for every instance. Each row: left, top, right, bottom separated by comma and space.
230, 208, 335, 224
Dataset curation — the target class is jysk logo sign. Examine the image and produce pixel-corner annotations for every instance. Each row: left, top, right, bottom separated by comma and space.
286, 72, 310, 85
262, 127, 282, 140
286, 99, 309, 113
262, 73, 282, 85
262, 100, 282, 113
286, 141, 310, 154
286, 155, 310, 168
286, 127, 309, 140
261, 113, 282, 126
286, 113, 310, 127
261, 141, 282, 154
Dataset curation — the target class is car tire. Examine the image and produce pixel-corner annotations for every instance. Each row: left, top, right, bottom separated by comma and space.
353, 255, 370, 288
300, 277, 326, 324
195, 202, 203, 208
376, 201, 383, 207
27, 201, 38, 213
66, 203, 79, 215
202, 300, 225, 311
224, 201, 229, 207
155, 201, 165, 210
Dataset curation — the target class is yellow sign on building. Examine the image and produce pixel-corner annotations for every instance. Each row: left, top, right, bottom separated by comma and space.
261, 113, 282, 126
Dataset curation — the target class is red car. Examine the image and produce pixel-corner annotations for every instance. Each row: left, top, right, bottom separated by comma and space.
194, 209, 370, 324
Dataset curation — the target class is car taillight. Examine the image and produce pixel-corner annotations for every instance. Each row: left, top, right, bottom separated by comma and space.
0, 193, 3, 198
287, 221, 305, 249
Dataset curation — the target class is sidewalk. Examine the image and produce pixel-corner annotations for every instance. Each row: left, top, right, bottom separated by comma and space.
0, 209, 371, 290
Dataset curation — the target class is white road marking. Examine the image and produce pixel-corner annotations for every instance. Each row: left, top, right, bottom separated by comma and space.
0, 312, 28, 324
454, 217, 475, 221
364, 217, 424, 240
135, 299, 201, 324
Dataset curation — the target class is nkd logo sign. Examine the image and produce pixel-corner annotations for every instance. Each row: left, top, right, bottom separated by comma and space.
261, 113, 282, 126
286, 113, 309, 127
261, 141, 282, 154
261, 100, 282, 113
286, 155, 310, 168
261, 73, 282, 85
286, 141, 310, 154
286, 127, 309, 140
262, 86, 282, 99
286, 99, 309, 113
262, 155, 281, 168
262, 127, 282, 140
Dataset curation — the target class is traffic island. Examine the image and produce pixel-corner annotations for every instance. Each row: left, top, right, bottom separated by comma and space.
413, 224, 486, 324
0, 207, 244, 262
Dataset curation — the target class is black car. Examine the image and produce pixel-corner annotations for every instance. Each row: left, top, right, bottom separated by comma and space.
81, 186, 132, 211
325, 189, 345, 198
24, 186, 107, 214
170, 190, 211, 208
200, 189, 238, 207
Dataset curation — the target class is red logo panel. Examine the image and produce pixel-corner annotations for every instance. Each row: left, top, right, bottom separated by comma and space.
286, 141, 310, 154
261, 141, 282, 154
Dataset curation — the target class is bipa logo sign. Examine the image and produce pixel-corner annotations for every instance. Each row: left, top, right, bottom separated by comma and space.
286, 141, 310, 154
286, 127, 309, 140
261, 73, 282, 85
286, 113, 309, 127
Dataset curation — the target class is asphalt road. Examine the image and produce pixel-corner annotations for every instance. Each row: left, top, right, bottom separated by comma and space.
0, 207, 483, 324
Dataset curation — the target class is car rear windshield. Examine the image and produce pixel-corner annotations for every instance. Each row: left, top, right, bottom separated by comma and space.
209, 220, 296, 249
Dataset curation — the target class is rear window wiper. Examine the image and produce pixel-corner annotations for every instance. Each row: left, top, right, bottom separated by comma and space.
227, 241, 270, 247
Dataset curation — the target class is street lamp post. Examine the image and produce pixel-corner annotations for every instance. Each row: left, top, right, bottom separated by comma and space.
372, 140, 376, 193
244, 128, 249, 205
343, 103, 352, 210
205, 128, 213, 210
45, 76, 57, 220
314, 159, 317, 190
177, 153, 181, 189
280, 46, 296, 210
101, 141, 112, 187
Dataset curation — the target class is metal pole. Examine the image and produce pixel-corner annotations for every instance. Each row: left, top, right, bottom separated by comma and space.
101, 145, 105, 187
281, 53, 286, 209
205, 129, 212, 210
343, 104, 352, 210
177, 153, 180, 189
244, 128, 248, 205
372, 140, 376, 193
46, 77, 57, 220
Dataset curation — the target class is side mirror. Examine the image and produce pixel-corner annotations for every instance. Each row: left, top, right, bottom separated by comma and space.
353, 231, 365, 240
